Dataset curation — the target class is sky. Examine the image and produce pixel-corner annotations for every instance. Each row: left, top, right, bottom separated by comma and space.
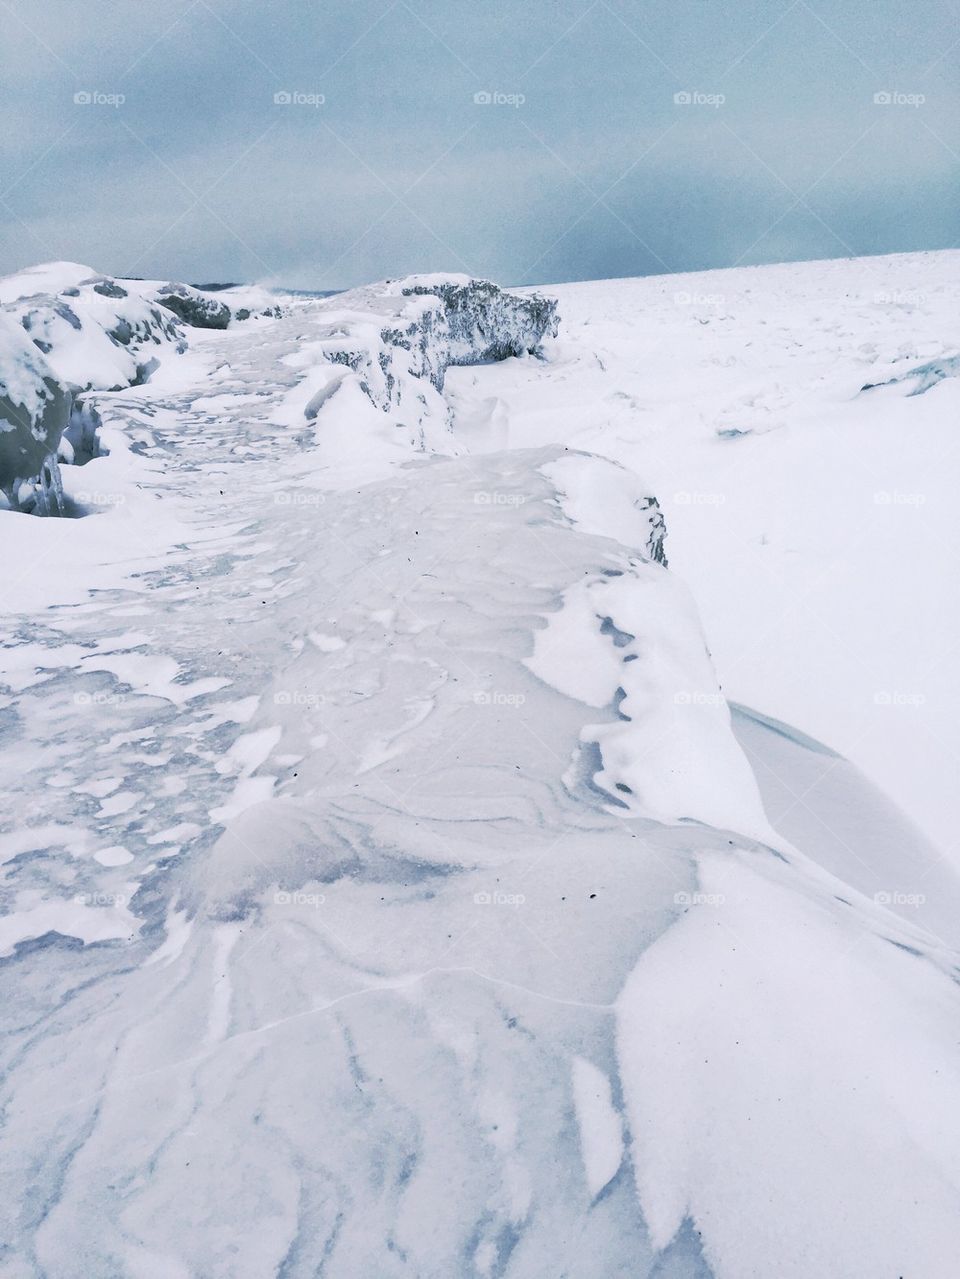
0, 0, 957, 289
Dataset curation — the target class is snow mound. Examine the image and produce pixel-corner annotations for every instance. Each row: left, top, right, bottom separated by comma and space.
618, 848, 960, 1279
0, 260, 97, 305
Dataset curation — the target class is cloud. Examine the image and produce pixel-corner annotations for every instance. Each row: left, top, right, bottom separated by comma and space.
1, 0, 957, 287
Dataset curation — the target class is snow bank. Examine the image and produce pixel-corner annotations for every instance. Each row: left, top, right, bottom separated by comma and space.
524, 454, 774, 843
527, 566, 776, 843
618, 849, 960, 1279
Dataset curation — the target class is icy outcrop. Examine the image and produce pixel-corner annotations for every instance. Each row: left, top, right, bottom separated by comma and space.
316, 274, 558, 448
386, 275, 559, 393
0, 263, 186, 510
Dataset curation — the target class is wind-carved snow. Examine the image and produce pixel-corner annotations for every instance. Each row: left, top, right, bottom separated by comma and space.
1, 252, 959, 1279
525, 569, 776, 843
618, 850, 960, 1279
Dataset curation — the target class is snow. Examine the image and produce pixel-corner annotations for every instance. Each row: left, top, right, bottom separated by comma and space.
527, 570, 778, 842
618, 849, 960, 1279
0, 260, 97, 305
447, 249, 960, 856
571, 1055, 624, 1197
0, 250, 957, 1278
0, 890, 140, 956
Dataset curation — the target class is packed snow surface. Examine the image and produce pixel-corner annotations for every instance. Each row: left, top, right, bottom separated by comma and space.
0, 253, 958, 1278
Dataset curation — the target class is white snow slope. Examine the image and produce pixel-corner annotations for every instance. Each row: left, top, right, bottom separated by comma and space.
0, 252, 958, 1279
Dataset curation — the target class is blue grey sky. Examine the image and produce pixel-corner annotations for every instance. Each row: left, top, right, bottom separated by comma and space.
1, 0, 957, 288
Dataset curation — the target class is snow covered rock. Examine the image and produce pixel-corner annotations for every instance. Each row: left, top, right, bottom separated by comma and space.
153, 281, 232, 329
8, 274, 184, 393
0, 312, 70, 509
0, 262, 187, 510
